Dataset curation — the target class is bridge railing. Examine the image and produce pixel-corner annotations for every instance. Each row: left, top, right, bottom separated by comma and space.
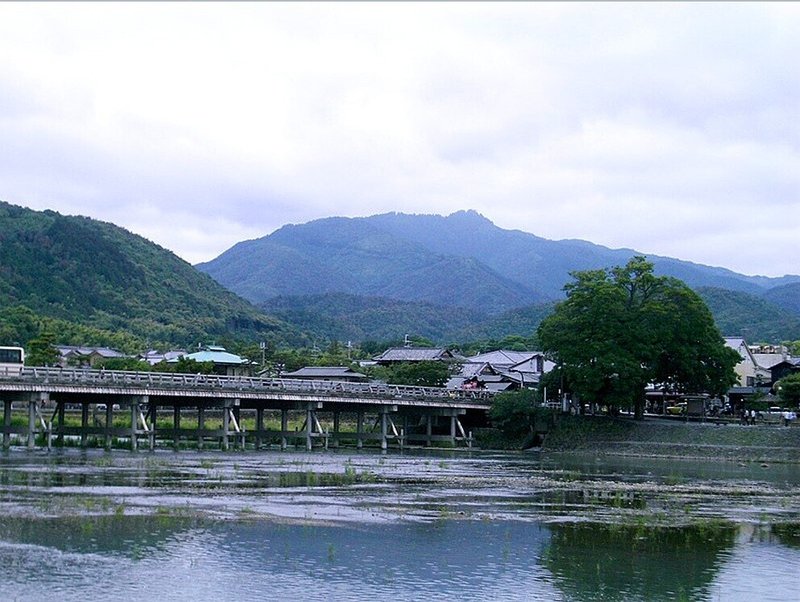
7, 367, 495, 403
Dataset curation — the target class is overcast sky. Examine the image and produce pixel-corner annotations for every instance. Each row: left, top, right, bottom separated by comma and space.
1, 3, 798, 277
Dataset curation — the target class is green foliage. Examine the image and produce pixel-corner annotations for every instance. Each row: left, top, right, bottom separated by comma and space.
374, 361, 451, 387
697, 287, 800, 341
95, 357, 153, 371
538, 257, 739, 418
25, 330, 60, 366
0, 201, 295, 349
488, 390, 540, 438
777, 373, 800, 406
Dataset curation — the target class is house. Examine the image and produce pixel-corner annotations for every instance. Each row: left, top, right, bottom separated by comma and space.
170, 345, 251, 376
724, 337, 771, 387
445, 350, 555, 391
373, 347, 461, 365
446, 362, 517, 393
770, 358, 800, 386
56, 345, 127, 368
140, 349, 187, 366
279, 366, 369, 383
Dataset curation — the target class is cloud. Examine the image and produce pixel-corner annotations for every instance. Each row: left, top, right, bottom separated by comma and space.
0, 2, 798, 276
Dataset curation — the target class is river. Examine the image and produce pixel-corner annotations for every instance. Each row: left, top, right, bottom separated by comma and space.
1, 447, 798, 601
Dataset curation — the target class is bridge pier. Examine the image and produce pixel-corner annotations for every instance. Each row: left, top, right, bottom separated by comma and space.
56, 400, 65, 447
105, 401, 114, 450
80, 402, 89, 448
2, 399, 9, 448
255, 407, 264, 450
356, 411, 364, 449
426, 414, 432, 447
130, 397, 138, 451
280, 408, 288, 450
197, 406, 205, 449
332, 411, 340, 448
173, 405, 181, 450
380, 409, 388, 452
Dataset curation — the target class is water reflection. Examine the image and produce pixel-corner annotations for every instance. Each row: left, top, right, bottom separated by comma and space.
1, 448, 799, 601
542, 522, 737, 601
0, 515, 798, 601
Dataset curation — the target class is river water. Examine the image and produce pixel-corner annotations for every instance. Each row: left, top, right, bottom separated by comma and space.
0, 447, 798, 601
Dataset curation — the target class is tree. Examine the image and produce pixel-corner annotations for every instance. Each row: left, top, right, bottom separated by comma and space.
25, 330, 61, 366
382, 361, 451, 387
537, 257, 738, 419
488, 389, 549, 446
777, 373, 800, 407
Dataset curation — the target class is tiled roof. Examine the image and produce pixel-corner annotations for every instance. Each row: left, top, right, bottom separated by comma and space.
179, 349, 248, 365
465, 350, 541, 367
282, 366, 367, 379
753, 354, 788, 369
374, 348, 456, 362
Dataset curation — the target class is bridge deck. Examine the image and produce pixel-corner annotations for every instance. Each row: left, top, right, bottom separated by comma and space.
0, 368, 494, 451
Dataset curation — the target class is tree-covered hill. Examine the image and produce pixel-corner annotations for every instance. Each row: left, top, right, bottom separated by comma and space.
0, 201, 294, 349
763, 282, 800, 316
697, 287, 800, 342
261, 292, 557, 347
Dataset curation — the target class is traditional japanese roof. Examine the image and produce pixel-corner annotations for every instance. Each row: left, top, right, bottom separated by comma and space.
752, 354, 788, 370
373, 347, 458, 363
281, 366, 368, 380
57, 346, 126, 359
465, 350, 541, 367
141, 350, 187, 365
175, 347, 248, 365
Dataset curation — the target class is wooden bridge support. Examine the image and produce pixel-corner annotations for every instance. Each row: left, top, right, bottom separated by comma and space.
281, 408, 288, 450
173, 405, 181, 450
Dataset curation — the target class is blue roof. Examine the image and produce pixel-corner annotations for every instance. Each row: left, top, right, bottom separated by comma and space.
174, 349, 248, 365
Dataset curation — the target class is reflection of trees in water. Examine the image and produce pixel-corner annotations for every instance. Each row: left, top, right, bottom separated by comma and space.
0, 515, 204, 558
766, 523, 800, 550
541, 522, 737, 601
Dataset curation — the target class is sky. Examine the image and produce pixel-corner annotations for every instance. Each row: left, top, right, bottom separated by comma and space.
0, 3, 798, 277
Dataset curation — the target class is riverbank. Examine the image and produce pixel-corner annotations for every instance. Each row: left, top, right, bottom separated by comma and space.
478, 415, 800, 463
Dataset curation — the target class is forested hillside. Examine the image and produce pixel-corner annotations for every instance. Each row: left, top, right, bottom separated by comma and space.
0, 202, 294, 350
697, 287, 800, 342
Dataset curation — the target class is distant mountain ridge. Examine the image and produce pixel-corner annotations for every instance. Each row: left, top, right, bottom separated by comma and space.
197, 210, 800, 315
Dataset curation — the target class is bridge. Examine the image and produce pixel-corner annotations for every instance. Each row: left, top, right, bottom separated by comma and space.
0, 367, 494, 451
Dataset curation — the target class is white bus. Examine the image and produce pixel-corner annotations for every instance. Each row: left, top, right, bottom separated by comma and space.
0, 346, 25, 376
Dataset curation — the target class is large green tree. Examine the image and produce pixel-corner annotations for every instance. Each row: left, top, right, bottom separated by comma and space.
537, 257, 739, 419
777, 373, 800, 406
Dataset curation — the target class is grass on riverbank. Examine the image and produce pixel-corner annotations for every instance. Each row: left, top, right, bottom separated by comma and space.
479, 415, 800, 463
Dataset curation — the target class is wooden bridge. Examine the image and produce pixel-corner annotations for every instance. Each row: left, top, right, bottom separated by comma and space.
0, 367, 494, 451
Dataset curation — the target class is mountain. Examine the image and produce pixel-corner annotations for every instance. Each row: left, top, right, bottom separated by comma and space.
697, 287, 800, 342
0, 201, 292, 348
198, 210, 799, 314
198, 214, 541, 314
763, 282, 800, 316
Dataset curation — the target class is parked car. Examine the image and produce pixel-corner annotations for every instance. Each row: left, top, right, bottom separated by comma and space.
666, 402, 686, 415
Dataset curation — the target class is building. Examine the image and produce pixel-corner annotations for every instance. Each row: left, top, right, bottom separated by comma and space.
373, 347, 461, 365
56, 345, 127, 368
724, 337, 771, 387
447, 350, 554, 391
140, 349, 187, 366
169, 345, 251, 376
279, 366, 369, 383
